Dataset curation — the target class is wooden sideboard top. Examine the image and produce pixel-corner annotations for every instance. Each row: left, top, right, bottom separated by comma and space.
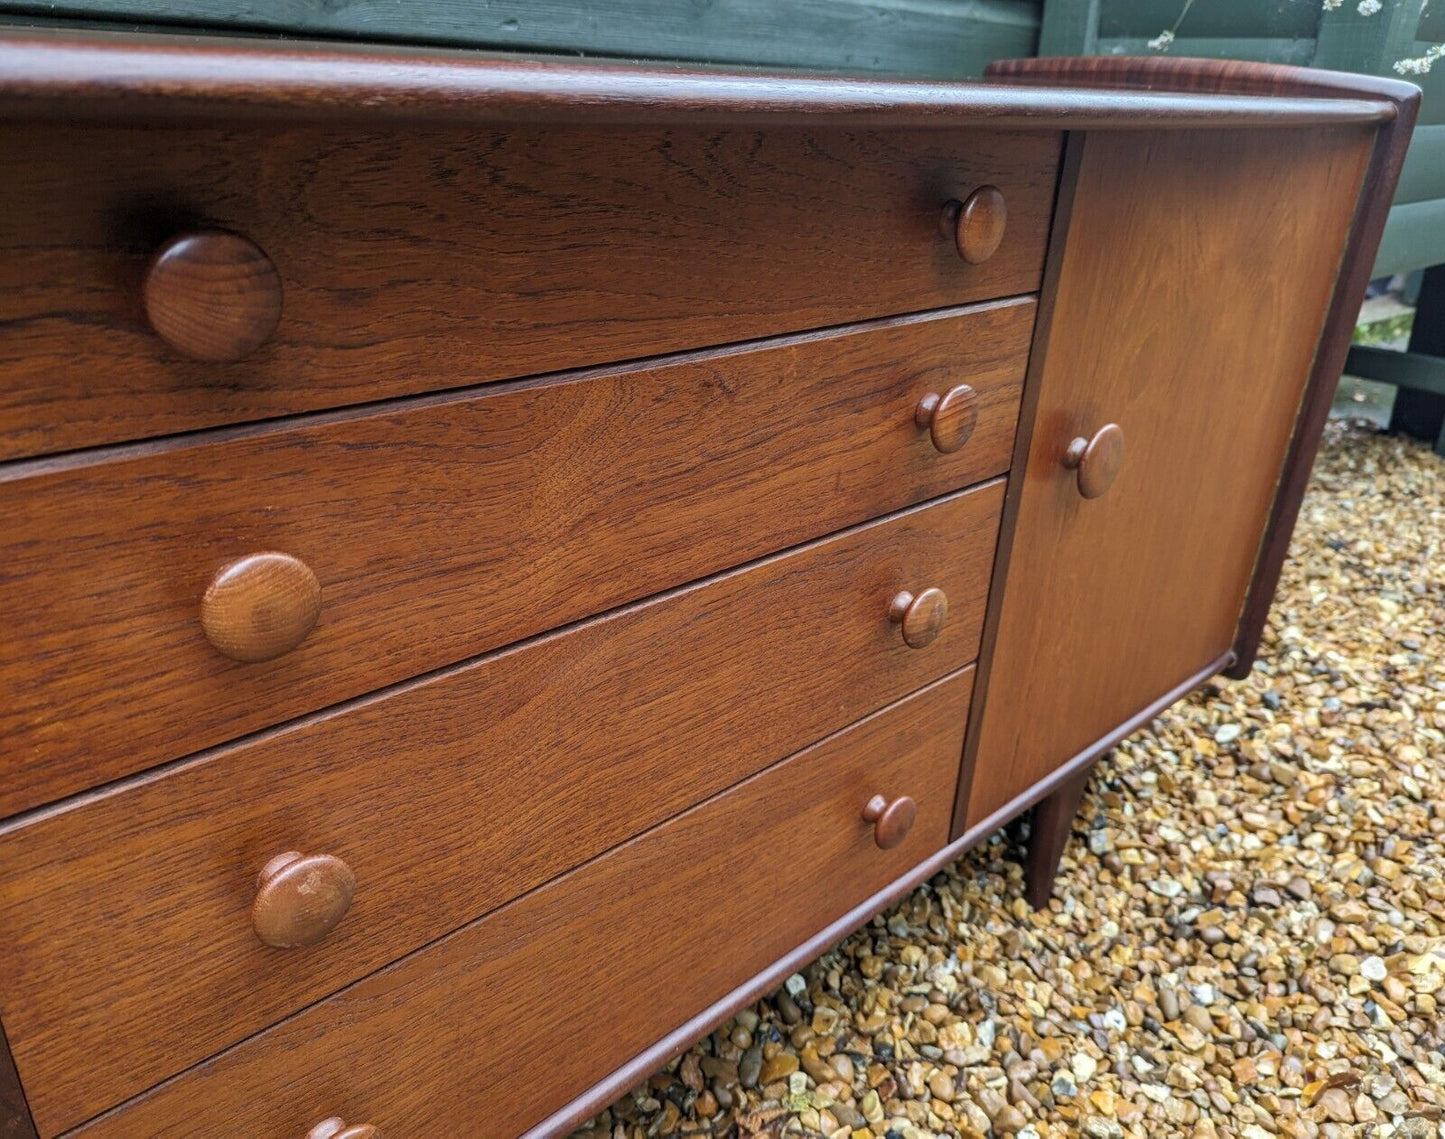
0, 27, 1415, 129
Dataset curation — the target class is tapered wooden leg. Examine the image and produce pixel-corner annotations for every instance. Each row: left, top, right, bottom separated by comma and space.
1025, 766, 1092, 909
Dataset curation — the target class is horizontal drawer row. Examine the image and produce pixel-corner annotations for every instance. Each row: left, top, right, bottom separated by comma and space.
0, 120, 1060, 459
67, 669, 977, 1139
0, 298, 1033, 817
0, 483, 1003, 1135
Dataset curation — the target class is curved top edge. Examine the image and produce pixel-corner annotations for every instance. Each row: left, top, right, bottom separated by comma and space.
987, 55, 1421, 114
0, 29, 1399, 129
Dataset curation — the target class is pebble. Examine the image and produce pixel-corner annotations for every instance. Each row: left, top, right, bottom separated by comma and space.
577, 426, 1445, 1139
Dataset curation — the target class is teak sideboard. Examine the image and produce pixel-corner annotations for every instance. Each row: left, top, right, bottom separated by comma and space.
0, 32, 1418, 1138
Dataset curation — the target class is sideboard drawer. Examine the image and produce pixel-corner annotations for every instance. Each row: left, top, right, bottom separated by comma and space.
0, 119, 1059, 458
71, 669, 973, 1139
0, 300, 1028, 817
0, 485, 1001, 1135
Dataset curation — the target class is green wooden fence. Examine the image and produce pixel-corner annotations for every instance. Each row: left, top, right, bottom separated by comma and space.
0, 0, 1042, 79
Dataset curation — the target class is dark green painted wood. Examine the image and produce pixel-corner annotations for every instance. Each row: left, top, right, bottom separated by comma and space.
1097, 0, 1318, 41
1394, 124, 1445, 204
1347, 344, 1445, 397
0, 0, 1040, 77
1374, 198, 1445, 276
1315, 0, 1425, 73
1037, 0, 1098, 56
1405, 48, 1445, 125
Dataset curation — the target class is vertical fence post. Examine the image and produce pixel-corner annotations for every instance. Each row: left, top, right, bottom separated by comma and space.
1313, 0, 1426, 74
1036, 0, 1100, 57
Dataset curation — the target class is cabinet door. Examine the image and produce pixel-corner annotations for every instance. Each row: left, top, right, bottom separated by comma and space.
962, 126, 1373, 831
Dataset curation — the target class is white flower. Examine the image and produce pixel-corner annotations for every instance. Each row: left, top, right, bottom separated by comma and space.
1322, 0, 1343, 9
1395, 43, 1445, 74
1147, 29, 1175, 52
1358, 0, 1382, 13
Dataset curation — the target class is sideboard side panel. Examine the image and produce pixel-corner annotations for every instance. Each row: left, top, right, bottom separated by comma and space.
961, 124, 1373, 830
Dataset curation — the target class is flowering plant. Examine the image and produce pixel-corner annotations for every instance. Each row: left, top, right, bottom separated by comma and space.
1147, 0, 1442, 75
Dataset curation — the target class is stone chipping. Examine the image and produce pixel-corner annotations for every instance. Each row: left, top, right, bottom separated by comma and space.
577, 421, 1445, 1139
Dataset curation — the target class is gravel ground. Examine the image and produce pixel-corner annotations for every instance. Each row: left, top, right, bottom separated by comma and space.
578, 421, 1445, 1139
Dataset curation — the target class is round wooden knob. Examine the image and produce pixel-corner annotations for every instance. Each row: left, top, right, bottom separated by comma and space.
1062, 423, 1125, 500
201, 552, 321, 663
307, 1119, 381, 1139
942, 186, 1007, 264
915, 384, 979, 453
144, 230, 282, 361
889, 588, 948, 649
862, 794, 917, 850
253, 852, 356, 949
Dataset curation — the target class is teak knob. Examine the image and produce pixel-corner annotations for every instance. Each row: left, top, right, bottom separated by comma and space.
942, 186, 1007, 264
144, 230, 283, 361
915, 384, 979, 453
889, 588, 948, 649
252, 852, 356, 949
1063, 423, 1125, 500
307, 1119, 381, 1139
200, 552, 321, 663
862, 794, 918, 850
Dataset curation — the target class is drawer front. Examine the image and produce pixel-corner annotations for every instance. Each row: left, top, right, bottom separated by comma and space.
0, 300, 1028, 817
0, 119, 1059, 459
0, 486, 1001, 1135
73, 669, 974, 1139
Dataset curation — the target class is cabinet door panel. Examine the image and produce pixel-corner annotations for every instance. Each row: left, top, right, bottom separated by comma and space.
963, 126, 1373, 829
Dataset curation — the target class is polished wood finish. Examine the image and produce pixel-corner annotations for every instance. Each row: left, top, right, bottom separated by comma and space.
0, 32, 1396, 129
889, 586, 949, 649
536, 651, 1231, 1137
307, 1119, 380, 1139
862, 793, 918, 850
0, 486, 1001, 1134
0, 302, 1028, 818
72, 671, 972, 1139
199, 553, 322, 664
982, 58, 1422, 682
142, 230, 282, 362
986, 54, 1422, 107
0, 50, 1416, 1138
251, 852, 357, 950
961, 125, 1372, 830
1024, 767, 1091, 909
947, 131, 1086, 846
0, 119, 1055, 459
1062, 422, 1124, 500
915, 383, 979, 453
950, 185, 1008, 264
0, 1024, 35, 1139
1226, 76, 1421, 674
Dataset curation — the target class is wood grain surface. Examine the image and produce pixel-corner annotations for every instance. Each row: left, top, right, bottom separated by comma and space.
0, 31, 1397, 129
985, 54, 1423, 107
0, 118, 1056, 458
0, 300, 1028, 818
961, 125, 1372, 829
0, 485, 1001, 1134
71, 669, 973, 1139
141, 229, 284, 362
